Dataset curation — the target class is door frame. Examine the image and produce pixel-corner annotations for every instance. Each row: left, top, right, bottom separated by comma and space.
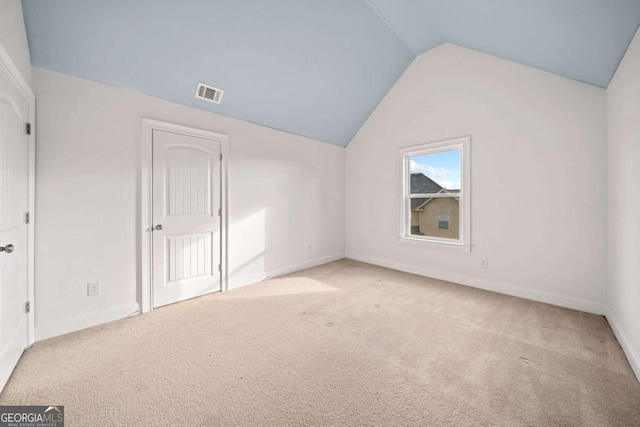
0, 42, 36, 345
140, 119, 228, 313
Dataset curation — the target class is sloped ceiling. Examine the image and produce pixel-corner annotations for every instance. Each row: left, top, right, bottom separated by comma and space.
367, 0, 640, 88
21, 0, 640, 146
21, 0, 414, 146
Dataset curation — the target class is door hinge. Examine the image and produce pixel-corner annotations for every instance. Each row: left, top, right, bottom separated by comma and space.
25, 301, 30, 314
26, 123, 31, 135
219, 153, 223, 161
218, 208, 221, 216
218, 264, 221, 272
25, 212, 30, 224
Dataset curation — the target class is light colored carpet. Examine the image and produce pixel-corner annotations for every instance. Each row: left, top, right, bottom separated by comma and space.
1, 259, 639, 426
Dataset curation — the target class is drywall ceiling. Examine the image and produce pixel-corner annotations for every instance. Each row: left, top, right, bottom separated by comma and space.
21, 0, 640, 146
20, 0, 414, 146
367, 0, 640, 88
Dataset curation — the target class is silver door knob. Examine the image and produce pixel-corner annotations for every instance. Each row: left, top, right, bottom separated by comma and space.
0, 244, 14, 254
155, 224, 163, 231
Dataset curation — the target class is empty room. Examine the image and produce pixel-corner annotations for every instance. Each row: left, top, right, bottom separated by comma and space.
1, 0, 639, 425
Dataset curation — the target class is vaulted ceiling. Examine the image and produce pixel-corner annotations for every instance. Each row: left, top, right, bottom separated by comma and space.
21, 0, 640, 146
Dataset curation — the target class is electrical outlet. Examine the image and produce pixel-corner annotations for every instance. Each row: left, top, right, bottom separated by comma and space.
87, 281, 101, 296
480, 258, 489, 269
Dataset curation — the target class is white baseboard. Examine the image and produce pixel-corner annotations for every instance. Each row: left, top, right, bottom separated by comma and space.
267, 252, 345, 278
35, 302, 140, 342
228, 252, 345, 291
34, 254, 345, 341
345, 252, 606, 315
604, 306, 640, 382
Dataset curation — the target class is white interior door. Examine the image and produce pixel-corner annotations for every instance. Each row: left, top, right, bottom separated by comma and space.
0, 70, 29, 389
152, 130, 221, 308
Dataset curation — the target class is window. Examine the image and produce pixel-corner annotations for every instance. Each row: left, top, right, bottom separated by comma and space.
399, 136, 470, 251
437, 212, 450, 229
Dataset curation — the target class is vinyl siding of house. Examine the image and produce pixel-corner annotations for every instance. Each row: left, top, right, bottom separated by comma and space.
414, 197, 460, 239
410, 210, 420, 227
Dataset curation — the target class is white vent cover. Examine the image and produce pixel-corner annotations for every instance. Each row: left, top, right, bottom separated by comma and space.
195, 82, 224, 104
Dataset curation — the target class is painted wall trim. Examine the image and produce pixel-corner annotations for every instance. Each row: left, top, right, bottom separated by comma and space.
35, 302, 140, 342
228, 252, 345, 291
0, 39, 36, 346
0, 41, 34, 101
345, 252, 606, 315
0, 321, 27, 392
605, 306, 640, 383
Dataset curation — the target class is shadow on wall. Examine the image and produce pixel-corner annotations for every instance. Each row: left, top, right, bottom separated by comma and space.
135, 149, 331, 305
227, 151, 327, 288
229, 207, 267, 280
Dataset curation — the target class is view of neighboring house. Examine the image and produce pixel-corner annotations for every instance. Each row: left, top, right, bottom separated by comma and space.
410, 173, 460, 239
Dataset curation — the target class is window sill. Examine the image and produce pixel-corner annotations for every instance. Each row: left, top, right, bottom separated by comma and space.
398, 236, 471, 253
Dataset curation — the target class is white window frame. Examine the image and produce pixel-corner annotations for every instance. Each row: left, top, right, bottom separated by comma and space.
398, 136, 471, 252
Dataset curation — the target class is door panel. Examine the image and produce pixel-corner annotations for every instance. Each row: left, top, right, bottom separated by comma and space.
152, 130, 221, 308
166, 145, 212, 216
0, 71, 29, 390
167, 233, 212, 282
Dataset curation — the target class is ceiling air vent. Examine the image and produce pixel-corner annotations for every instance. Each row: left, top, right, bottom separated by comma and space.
195, 82, 224, 104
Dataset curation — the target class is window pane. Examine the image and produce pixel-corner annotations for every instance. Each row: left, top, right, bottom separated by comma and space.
437, 212, 450, 229
401, 136, 469, 248
410, 150, 461, 193
409, 198, 459, 240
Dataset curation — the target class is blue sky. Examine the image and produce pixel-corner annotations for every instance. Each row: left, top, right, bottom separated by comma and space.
410, 150, 461, 189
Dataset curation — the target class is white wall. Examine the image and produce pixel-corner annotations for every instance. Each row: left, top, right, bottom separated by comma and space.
606, 28, 640, 380
346, 44, 607, 313
0, 0, 31, 84
32, 67, 344, 340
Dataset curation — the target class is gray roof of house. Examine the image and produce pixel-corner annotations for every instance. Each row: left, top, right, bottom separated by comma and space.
411, 173, 441, 209
411, 173, 442, 194
410, 173, 459, 210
